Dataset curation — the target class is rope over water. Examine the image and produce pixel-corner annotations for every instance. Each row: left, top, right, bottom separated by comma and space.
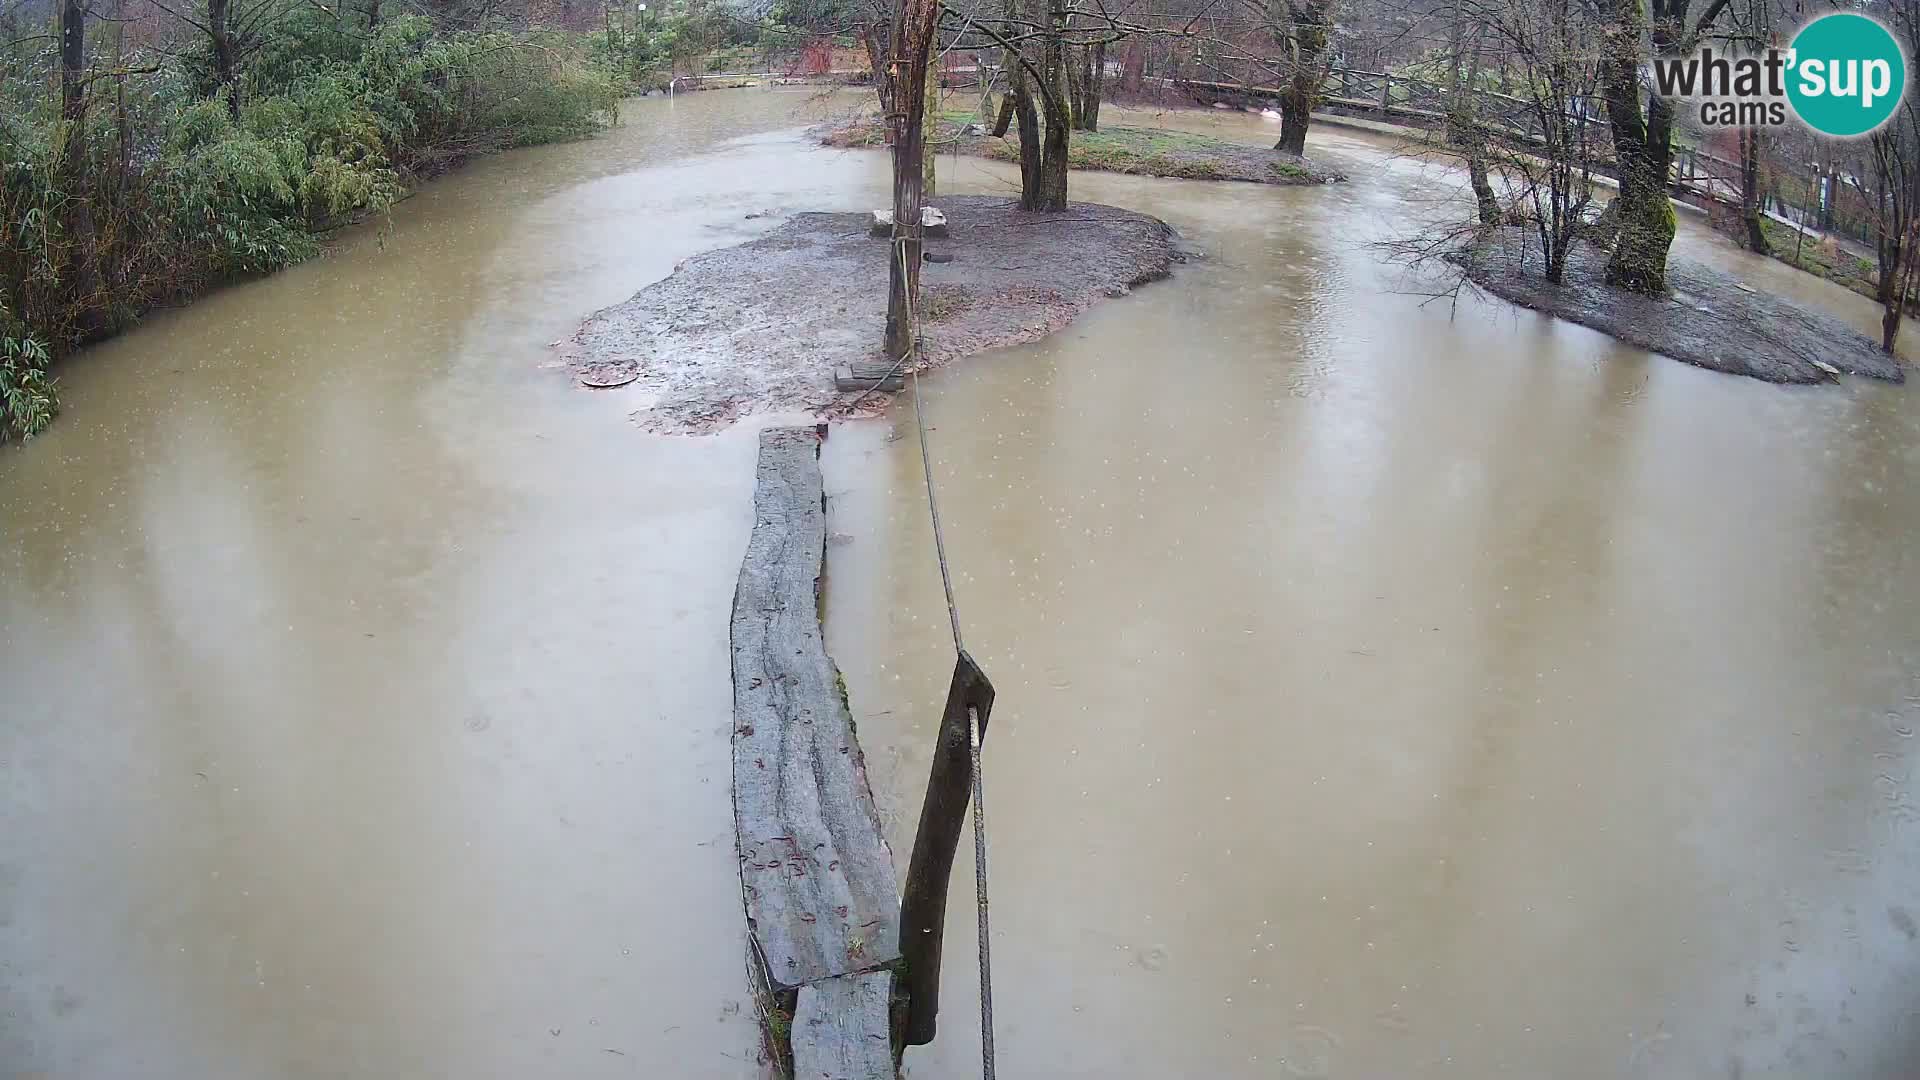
886, 233, 997, 1078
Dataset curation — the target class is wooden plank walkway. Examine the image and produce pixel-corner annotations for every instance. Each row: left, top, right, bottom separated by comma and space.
731, 426, 900, 1075
791, 971, 895, 1079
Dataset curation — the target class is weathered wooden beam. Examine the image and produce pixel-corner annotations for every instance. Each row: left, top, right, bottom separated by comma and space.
897, 651, 996, 1046
835, 363, 907, 393
791, 971, 896, 1079
732, 427, 902, 994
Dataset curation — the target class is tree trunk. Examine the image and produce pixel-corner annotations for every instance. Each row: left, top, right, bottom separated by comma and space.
1739, 127, 1768, 254
883, 0, 939, 358
1446, 9, 1498, 225
1081, 42, 1104, 131
1276, 97, 1308, 154
209, 0, 238, 115
59, 0, 101, 344
1066, 43, 1102, 131
1272, 0, 1328, 156
1122, 37, 1144, 93
1598, 16, 1675, 293
1877, 230, 1903, 351
1030, 0, 1070, 210
862, 22, 894, 117
924, 56, 938, 196
990, 90, 1014, 136
1064, 43, 1084, 128
1012, 63, 1044, 206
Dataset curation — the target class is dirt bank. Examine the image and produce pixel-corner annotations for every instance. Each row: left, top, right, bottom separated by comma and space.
1462, 228, 1905, 384
563, 195, 1180, 432
817, 111, 1346, 186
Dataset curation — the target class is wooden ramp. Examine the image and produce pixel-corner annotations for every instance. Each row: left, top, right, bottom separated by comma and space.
731, 427, 900, 1077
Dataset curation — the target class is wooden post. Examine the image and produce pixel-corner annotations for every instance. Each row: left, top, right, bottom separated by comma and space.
897, 652, 996, 1046
1379, 73, 1392, 114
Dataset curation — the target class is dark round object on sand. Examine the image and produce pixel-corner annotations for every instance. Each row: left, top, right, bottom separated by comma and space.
580, 361, 639, 389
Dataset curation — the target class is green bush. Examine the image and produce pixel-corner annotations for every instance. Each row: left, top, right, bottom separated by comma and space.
0, 332, 56, 442
0, 15, 616, 437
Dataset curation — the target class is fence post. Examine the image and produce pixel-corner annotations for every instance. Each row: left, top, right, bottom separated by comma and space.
1379, 74, 1392, 113
897, 653, 996, 1047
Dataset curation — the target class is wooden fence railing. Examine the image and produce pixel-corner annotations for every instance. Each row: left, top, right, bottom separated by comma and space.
1175, 67, 1743, 206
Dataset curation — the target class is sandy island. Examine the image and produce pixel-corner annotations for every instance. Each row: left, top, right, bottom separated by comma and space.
1463, 228, 1905, 385
564, 195, 1181, 432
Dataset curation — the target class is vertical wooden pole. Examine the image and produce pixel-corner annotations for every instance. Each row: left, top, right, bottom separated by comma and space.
898, 653, 996, 1046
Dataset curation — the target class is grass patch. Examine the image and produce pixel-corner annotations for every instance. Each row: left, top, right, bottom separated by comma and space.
922, 284, 971, 321
1759, 218, 1909, 311
825, 109, 1329, 185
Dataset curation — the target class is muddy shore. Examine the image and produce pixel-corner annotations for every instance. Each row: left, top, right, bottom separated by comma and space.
564, 195, 1180, 432
1463, 228, 1905, 384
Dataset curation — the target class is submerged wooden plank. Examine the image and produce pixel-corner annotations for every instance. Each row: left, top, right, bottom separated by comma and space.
790, 971, 896, 1080
732, 427, 902, 991
834, 363, 906, 393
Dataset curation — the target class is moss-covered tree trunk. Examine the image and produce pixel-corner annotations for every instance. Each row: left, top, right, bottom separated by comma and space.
1596, 0, 1737, 294
1598, 0, 1676, 294
1033, 0, 1070, 210
1272, 0, 1328, 156
1010, 0, 1070, 210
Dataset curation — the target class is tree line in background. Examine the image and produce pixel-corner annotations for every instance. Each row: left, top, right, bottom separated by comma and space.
7, 0, 1920, 439
823, 0, 1920, 355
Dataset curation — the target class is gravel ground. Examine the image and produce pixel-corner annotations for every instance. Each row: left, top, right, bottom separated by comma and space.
563, 195, 1180, 433
1464, 228, 1905, 384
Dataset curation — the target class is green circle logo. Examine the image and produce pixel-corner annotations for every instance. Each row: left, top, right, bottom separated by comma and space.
1787, 13, 1907, 137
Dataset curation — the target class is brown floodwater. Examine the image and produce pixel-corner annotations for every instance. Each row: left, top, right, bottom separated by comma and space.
0, 88, 888, 1079
2, 88, 1917, 1079
824, 112, 1920, 1078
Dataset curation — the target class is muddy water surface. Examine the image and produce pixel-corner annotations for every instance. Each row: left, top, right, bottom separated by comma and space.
0, 89, 889, 1079
825, 118, 1920, 1078
4, 86, 1918, 1080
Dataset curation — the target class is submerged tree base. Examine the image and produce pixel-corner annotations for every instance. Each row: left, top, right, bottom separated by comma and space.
1461, 228, 1905, 385
562, 195, 1180, 433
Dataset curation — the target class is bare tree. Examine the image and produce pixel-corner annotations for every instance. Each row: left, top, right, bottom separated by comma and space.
1867, 0, 1920, 351
1444, 0, 1499, 224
